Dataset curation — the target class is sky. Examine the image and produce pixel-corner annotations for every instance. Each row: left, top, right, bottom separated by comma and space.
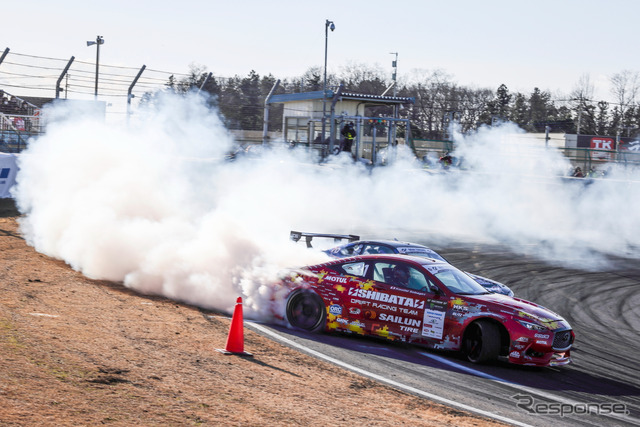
4, 0, 640, 103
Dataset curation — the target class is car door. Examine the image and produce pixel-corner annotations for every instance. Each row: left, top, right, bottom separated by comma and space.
362, 260, 442, 342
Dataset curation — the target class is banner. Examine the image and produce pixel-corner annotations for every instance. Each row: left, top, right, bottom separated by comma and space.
0, 153, 18, 198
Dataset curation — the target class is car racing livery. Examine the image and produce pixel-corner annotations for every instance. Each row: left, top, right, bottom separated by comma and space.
280, 254, 574, 367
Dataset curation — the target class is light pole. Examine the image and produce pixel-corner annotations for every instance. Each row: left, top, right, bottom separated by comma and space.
86, 35, 104, 99
390, 52, 398, 96
322, 19, 335, 155
389, 52, 399, 154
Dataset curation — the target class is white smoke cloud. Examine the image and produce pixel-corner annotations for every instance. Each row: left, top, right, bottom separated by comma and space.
13, 93, 640, 320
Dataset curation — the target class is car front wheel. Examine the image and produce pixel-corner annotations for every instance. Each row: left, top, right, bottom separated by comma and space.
463, 320, 500, 364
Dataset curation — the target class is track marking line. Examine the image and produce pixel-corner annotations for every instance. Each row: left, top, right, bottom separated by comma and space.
247, 322, 533, 427
418, 352, 513, 383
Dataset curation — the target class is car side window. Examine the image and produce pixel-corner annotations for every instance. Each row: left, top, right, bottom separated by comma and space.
339, 244, 358, 257
362, 244, 394, 255
340, 261, 369, 278
372, 261, 434, 292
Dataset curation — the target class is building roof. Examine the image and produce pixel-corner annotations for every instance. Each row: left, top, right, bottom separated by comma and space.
268, 90, 414, 106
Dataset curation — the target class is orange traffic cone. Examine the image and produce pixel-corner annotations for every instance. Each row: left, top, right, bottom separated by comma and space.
216, 297, 253, 356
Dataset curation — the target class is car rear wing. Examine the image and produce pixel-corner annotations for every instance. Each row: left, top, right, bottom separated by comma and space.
290, 231, 360, 248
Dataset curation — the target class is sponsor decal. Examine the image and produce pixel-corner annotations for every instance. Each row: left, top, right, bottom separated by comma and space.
449, 297, 467, 308
536, 340, 548, 345
364, 310, 376, 320
397, 247, 436, 257
513, 344, 527, 350
324, 275, 348, 284
350, 298, 371, 306
591, 137, 614, 150
348, 320, 365, 334
516, 337, 530, 342
348, 307, 361, 315
337, 317, 349, 325
379, 313, 421, 327
329, 304, 342, 315
421, 308, 445, 339
534, 333, 550, 339
428, 299, 448, 311
400, 326, 420, 334
372, 302, 397, 312
510, 351, 521, 358
347, 288, 425, 309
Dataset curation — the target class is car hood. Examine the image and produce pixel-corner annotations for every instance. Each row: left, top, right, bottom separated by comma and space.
467, 292, 566, 324
466, 272, 513, 296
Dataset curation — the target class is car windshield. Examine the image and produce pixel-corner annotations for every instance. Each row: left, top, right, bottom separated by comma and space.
423, 264, 489, 295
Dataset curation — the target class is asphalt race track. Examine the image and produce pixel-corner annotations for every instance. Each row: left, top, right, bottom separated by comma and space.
253, 243, 640, 427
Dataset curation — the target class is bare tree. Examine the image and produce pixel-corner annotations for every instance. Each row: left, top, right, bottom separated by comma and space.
570, 73, 595, 134
610, 70, 640, 132
337, 62, 387, 94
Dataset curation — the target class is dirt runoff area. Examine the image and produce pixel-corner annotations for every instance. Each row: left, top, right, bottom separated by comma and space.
0, 199, 504, 426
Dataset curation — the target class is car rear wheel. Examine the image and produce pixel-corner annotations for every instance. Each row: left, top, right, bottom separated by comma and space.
463, 320, 500, 364
285, 290, 326, 333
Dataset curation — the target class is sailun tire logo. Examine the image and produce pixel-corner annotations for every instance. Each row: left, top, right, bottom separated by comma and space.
379, 313, 421, 327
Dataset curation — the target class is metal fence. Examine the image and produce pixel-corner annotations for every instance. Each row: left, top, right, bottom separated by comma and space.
559, 147, 640, 173
410, 138, 640, 174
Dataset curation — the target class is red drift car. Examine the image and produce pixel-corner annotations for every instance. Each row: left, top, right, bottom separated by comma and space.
280, 254, 574, 367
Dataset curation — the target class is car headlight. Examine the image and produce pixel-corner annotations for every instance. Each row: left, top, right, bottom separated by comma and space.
516, 319, 548, 331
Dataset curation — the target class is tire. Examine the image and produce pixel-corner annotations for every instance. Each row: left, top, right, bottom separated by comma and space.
463, 320, 501, 364
285, 290, 326, 333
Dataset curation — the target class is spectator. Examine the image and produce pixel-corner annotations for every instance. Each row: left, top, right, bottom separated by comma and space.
7, 96, 18, 114
340, 121, 356, 153
0, 92, 7, 113
439, 152, 454, 169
